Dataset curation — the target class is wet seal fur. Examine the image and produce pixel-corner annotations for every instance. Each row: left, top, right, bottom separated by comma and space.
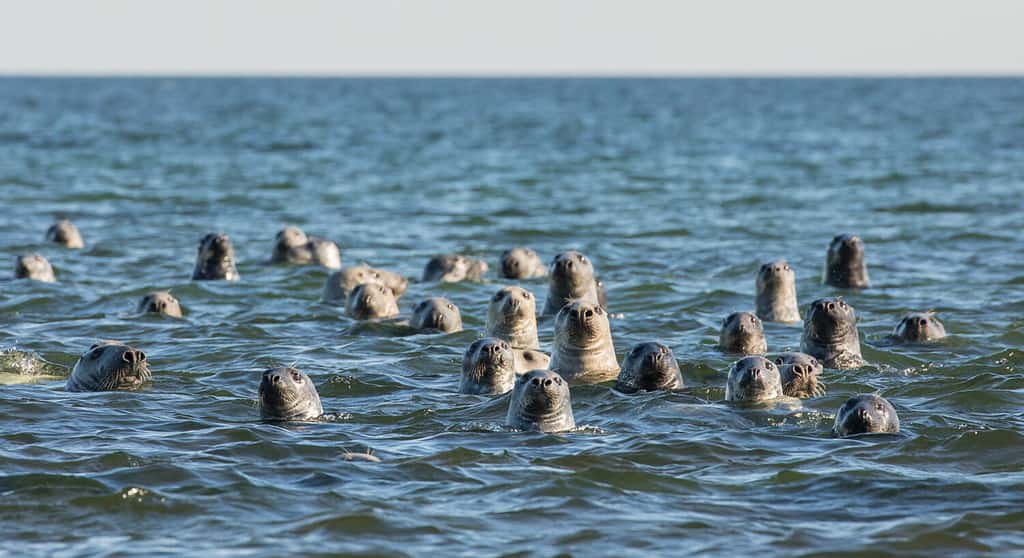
14, 254, 56, 282
719, 312, 767, 355
549, 300, 619, 383
410, 297, 463, 333
271, 226, 341, 269
485, 286, 540, 350
505, 369, 575, 432
66, 341, 151, 392
346, 283, 400, 320
614, 342, 683, 393
542, 251, 600, 316
832, 394, 899, 437
773, 352, 825, 398
192, 233, 240, 281
513, 349, 550, 373
422, 254, 488, 282
258, 366, 324, 421
824, 234, 870, 288
46, 219, 84, 249
801, 297, 863, 369
323, 264, 408, 303
892, 312, 946, 343
460, 337, 517, 395
138, 291, 183, 318
725, 356, 783, 402
500, 247, 547, 279
756, 259, 800, 323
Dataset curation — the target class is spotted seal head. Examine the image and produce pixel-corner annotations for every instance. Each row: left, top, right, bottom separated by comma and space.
258, 366, 324, 421
66, 341, 151, 392
271, 226, 341, 269
192, 233, 240, 281
724, 356, 783, 402
756, 259, 800, 323
512, 348, 551, 373
550, 300, 619, 383
500, 247, 547, 279
892, 312, 946, 343
485, 286, 540, 350
410, 297, 463, 333
422, 254, 488, 282
800, 297, 863, 368
14, 254, 56, 282
137, 291, 183, 318
542, 251, 599, 316
824, 234, 870, 288
773, 352, 825, 398
832, 394, 899, 437
614, 342, 683, 393
46, 219, 84, 249
323, 265, 408, 304
505, 369, 575, 432
719, 312, 767, 355
346, 283, 400, 320
460, 337, 517, 395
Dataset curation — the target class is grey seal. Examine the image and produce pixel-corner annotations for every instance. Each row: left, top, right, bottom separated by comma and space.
46, 219, 84, 249
801, 297, 863, 368
192, 233, 240, 281
460, 337, 517, 395
346, 283, 400, 320
499, 247, 547, 279
824, 234, 870, 288
513, 348, 551, 373
892, 312, 946, 343
832, 394, 900, 437
137, 291, 183, 318
66, 341, 151, 392
14, 254, 56, 282
271, 226, 341, 270
322, 264, 408, 303
258, 366, 324, 421
756, 259, 800, 323
422, 254, 488, 282
410, 297, 463, 333
614, 342, 683, 393
542, 251, 600, 316
724, 356, 783, 402
772, 352, 825, 398
719, 311, 767, 355
505, 369, 575, 433
549, 300, 619, 383
485, 286, 540, 350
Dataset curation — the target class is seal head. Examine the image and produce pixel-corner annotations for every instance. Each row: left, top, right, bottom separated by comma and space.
719, 311, 767, 355
460, 337, 517, 395
506, 369, 575, 432
756, 259, 800, 323
800, 297, 863, 368
614, 342, 683, 393
892, 312, 946, 343
323, 265, 408, 303
832, 394, 899, 437
137, 291, 183, 318
725, 356, 783, 402
773, 352, 825, 398
549, 300, 619, 383
824, 234, 870, 288
14, 254, 56, 282
512, 348, 551, 373
346, 283, 400, 320
485, 286, 540, 350
66, 341, 151, 392
410, 297, 463, 333
271, 226, 341, 269
258, 366, 324, 421
542, 250, 599, 316
192, 233, 240, 281
46, 219, 84, 249
422, 254, 488, 282
500, 247, 547, 279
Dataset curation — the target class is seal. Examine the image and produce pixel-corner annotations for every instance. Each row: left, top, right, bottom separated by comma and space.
724, 356, 783, 402
485, 286, 540, 350
499, 247, 547, 279
542, 251, 600, 316
513, 348, 550, 373
257, 366, 324, 421
595, 278, 609, 311
192, 233, 240, 281
323, 264, 408, 303
346, 283, 400, 320
137, 291, 183, 318
66, 341, 151, 392
460, 337, 517, 395
756, 259, 800, 323
271, 226, 342, 270
800, 297, 863, 368
410, 297, 463, 333
892, 312, 946, 343
719, 312, 767, 355
823, 234, 870, 288
505, 369, 575, 432
422, 254, 488, 282
773, 352, 825, 398
832, 394, 899, 437
614, 342, 683, 393
549, 300, 619, 383
14, 253, 56, 282
46, 219, 84, 249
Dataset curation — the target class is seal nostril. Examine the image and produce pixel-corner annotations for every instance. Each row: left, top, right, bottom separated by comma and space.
917, 318, 927, 327
584, 309, 593, 318
271, 375, 281, 384
827, 302, 836, 312
531, 378, 540, 386
137, 351, 146, 362
544, 379, 552, 386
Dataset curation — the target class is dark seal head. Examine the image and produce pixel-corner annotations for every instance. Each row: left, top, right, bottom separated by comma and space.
892, 312, 946, 343
346, 283, 400, 320
756, 259, 800, 323
66, 341, 151, 392
719, 311, 767, 355
258, 366, 324, 421
422, 254, 488, 282
323, 265, 408, 304
46, 219, 84, 249
271, 226, 341, 269
137, 291, 183, 318
614, 342, 683, 393
192, 233, 240, 281
773, 352, 825, 398
549, 300, 619, 383
725, 356, 783, 402
506, 369, 575, 433
542, 250, 599, 316
410, 297, 463, 333
832, 394, 900, 437
500, 247, 547, 279
460, 337, 517, 395
14, 253, 56, 282
485, 286, 540, 350
824, 234, 869, 288
800, 297, 863, 369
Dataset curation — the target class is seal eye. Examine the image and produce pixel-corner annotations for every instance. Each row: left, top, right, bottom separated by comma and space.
875, 402, 884, 411
90, 347, 102, 359
784, 265, 790, 271
290, 371, 303, 383
493, 292, 503, 302
775, 357, 784, 365
447, 303, 455, 310
766, 361, 773, 369
523, 291, 531, 299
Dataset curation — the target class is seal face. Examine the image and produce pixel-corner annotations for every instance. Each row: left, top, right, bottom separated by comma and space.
422, 254, 488, 282
800, 297, 863, 368
271, 226, 341, 269
66, 341, 151, 392
506, 369, 575, 432
512, 348, 551, 373
410, 297, 463, 333
614, 342, 683, 393
323, 265, 408, 303
832, 394, 899, 437
485, 286, 540, 350
258, 366, 324, 421
137, 291, 183, 318
346, 283, 400, 320
500, 247, 547, 279
192, 233, 240, 281
550, 300, 619, 383
14, 254, 56, 282
46, 219, 84, 249
460, 337, 517, 395
542, 251, 600, 316
756, 259, 800, 323
725, 356, 783, 402
719, 312, 767, 355
892, 312, 946, 343
773, 352, 825, 398
823, 234, 870, 288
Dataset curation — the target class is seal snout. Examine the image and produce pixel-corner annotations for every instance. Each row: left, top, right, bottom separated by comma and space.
122, 349, 146, 365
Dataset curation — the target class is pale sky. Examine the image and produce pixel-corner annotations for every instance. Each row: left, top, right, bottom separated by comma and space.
1, 0, 1022, 76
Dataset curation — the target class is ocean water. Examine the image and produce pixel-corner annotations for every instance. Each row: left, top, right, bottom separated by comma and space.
1, 78, 1023, 557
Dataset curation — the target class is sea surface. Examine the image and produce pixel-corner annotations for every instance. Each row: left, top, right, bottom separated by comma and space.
1, 78, 1023, 557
